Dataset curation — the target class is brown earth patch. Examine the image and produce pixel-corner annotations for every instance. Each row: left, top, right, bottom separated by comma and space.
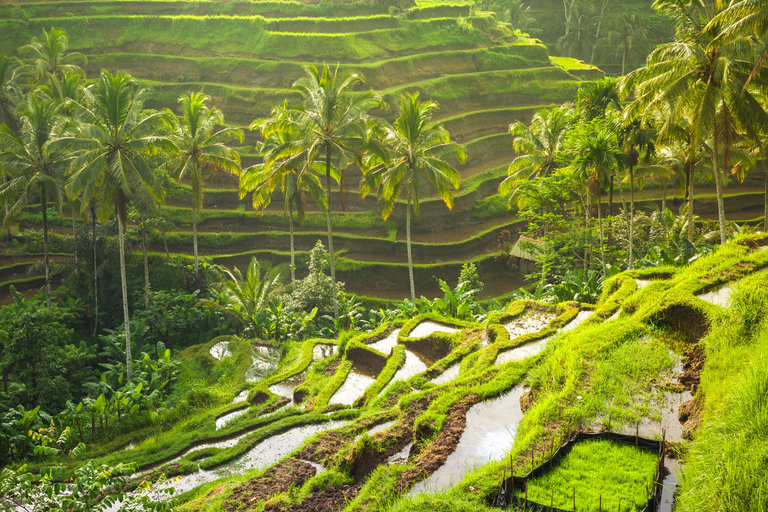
396, 394, 482, 491
263, 396, 291, 414
383, 388, 408, 409
264, 485, 357, 512
402, 334, 454, 365
295, 413, 395, 465
651, 304, 710, 342
347, 395, 434, 482
679, 345, 705, 393
701, 261, 757, 284
324, 360, 342, 376
345, 346, 387, 374
249, 390, 271, 406
223, 459, 316, 511
519, 389, 535, 412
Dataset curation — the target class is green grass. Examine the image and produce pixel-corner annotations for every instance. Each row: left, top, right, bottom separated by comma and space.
513, 439, 658, 512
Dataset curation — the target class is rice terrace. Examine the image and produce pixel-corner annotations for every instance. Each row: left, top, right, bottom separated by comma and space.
0, 0, 767, 510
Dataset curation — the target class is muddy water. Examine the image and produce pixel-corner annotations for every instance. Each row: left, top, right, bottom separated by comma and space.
409, 321, 460, 338
164, 420, 351, 495
387, 350, 428, 388
210, 341, 232, 360
495, 338, 550, 365
216, 408, 249, 430
312, 344, 338, 361
367, 328, 401, 355
245, 346, 280, 383
504, 312, 555, 339
388, 443, 413, 464
430, 363, 461, 385
561, 310, 593, 332
658, 459, 682, 512
269, 372, 306, 403
410, 385, 527, 495
232, 390, 249, 403
329, 370, 377, 406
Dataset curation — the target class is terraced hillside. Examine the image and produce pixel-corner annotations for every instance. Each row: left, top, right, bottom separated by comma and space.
50, 232, 765, 512
0, 0, 604, 298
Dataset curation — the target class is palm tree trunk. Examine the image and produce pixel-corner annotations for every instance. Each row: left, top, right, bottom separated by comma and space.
687, 160, 695, 243
91, 202, 98, 336
712, 128, 727, 244
406, 196, 415, 302
41, 186, 51, 309
142, 211, 150, 310
764, 168, 768, 233
325, 149, 338, 319
597, 192, 606, 276
192, 204, 199, 285
622, 46, 627, 76
164, 232, 170, 262
3, 171, 9, 242
117, 206, 132, 382
585, 192, 591, 271
609, 175, 614, 216
628, 165, 634, 269
72, 206, 79, 277
662, 178, 667, 213
589, 0, 607, 64
289, 202, 295, 286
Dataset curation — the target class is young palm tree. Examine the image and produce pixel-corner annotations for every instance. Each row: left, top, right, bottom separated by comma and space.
0, 54, 22, 240
622, 0, 768, 244
284, 64, 381, 318
19, 27, 86, 83
64, 70, 169, 382
361, 93, 465, 301
500, 106, 573, 209
572, 128, 619, 275
242, 114, 326, 286
167, 92, 243, 284
0, 95, 71, 308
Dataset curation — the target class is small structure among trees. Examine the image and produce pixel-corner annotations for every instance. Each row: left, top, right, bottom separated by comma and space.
509, 236, 544, 275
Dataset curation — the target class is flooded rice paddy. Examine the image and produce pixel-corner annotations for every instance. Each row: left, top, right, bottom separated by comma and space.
386, 350, 428, 389
209, 341, 231, 360
329, 370, 377, 406
245, 345, 280, 382
430, 363, 461, 385
495, 337, 550, 364
410, 385, 527, 495
366, 328, 400, 355
409, 321, 460, 338
216, 408, 249, 430
312, 344, 338, 361
561, 310, 593, 332
503, 311, 555, 339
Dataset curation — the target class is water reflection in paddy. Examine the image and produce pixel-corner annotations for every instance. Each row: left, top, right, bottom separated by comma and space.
409, 321, 459, 339
410, 385, 527, 495
504, 312, 555, 339
495, 338, 550, 365
367, 328, 400, 355
430, 363, 461, 385
245, 345, 280, 382
312, 344, 338, 361
329, 370, 377, 406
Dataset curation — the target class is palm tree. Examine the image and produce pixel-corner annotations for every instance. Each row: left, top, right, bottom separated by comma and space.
499, 106, 573, 209
557, 11, 596, 62
19, 27, 86, 84
167, 92, 242, 284
622, 0, 768, 244
204, 257, 283, 335
0, 54, 22, 240
607, 13, 648, 75
64, 70, 168, 382
242, 113, 326, 286
709, 0, 768, 89
0, 95, 71, 308
283, 64, 381, 318
361, 93, 464, 301
572, 128, 619, 275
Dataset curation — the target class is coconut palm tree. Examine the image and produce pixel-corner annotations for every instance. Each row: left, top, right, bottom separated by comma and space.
361, 93, 464, 301
167, 92, 243, 284
0, 54, 23, 240
19, 27, 86, 84
709, 0, 768, 89
500, 105, 573, 209
242, 113, 326, 286
64, 70, 169, 382
557, 11, 596, 62
283, 64, 381, 318
0, 95, 71, 308
607, 13, 648, 76
622, 0, 768, 244
572, 127, 620, 275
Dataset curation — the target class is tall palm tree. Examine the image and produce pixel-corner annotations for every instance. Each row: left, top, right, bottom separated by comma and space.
557, 11, 596, 62
19, 27, 86, 84
572, 128, 619, 275
242, 114, 326, 286
283, 64, 381, 318
0, 95, 70, 308
167, 92, 242, 284
709, 0, 768, 89
607, 13, 648, 76
64, 70, 168, 382
499, 106, 573, 209
0, 54, 23, 240
361, 93, 464, 301
622, 0, 768, 244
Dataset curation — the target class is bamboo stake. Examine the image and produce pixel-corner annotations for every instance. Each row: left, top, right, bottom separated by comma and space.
617, 499, 621, 512
573, 487, 576, 512
599, 495, 602, 512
